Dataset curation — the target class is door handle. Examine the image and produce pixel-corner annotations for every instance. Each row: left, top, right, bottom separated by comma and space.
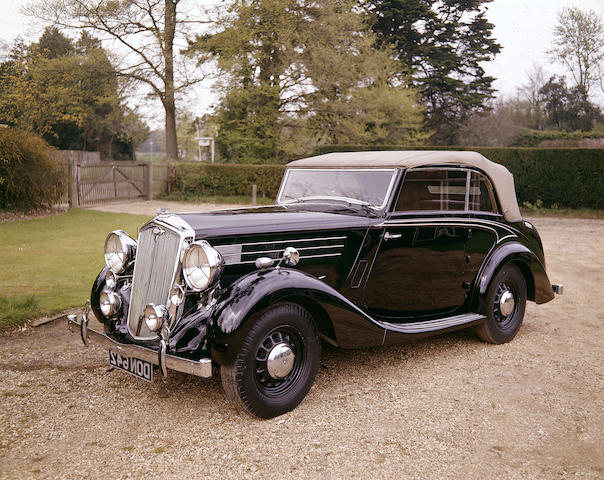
384, 232, 402, 241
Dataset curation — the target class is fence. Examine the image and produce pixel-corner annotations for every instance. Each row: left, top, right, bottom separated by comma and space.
66, 160, 169, 207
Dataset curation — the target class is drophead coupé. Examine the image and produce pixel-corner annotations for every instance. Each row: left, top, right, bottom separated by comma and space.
68, 151, 562, 418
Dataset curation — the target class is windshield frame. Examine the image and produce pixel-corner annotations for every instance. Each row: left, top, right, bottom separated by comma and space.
276, 167, 399, 211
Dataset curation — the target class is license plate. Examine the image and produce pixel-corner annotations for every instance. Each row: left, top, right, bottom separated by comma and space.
109, 350, 153, 382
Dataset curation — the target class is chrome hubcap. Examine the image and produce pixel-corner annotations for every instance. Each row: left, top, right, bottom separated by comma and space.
266, 342, 295, 379
499, 290, 515, 317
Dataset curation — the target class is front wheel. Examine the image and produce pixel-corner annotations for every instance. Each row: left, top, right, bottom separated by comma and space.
220, 303, 320, 418
475, 264, 527, 344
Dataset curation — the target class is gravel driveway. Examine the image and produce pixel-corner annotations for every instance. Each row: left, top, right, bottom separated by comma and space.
1, 216, 602, 479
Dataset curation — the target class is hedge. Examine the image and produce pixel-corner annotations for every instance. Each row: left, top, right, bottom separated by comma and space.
0, 128, 65, 210
514, 129, 604, 147
170, 162, 285, 198
170, 147, 604, 210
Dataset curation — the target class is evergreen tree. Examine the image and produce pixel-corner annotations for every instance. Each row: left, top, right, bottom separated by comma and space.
366, 0, 501, 144
190, 0, 426, 162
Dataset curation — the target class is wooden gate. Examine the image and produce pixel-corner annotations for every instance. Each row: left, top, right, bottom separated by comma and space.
70, 162, 153, 207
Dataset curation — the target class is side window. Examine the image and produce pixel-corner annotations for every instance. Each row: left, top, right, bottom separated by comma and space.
395, 169, 467, 212
469, 172, 497, 213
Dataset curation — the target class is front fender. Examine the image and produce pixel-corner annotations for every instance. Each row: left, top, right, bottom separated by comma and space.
90, 266, 110, 324
475, 242, 555, 305
209, 268, 385, 365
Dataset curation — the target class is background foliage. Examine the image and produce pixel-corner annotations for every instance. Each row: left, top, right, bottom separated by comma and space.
190, 0, 426, 163
0, 28, 147, 160
0, 127, 64, 210
169, 162, 285, 198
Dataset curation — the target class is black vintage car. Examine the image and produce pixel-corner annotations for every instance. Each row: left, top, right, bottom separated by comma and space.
69, 151, 562, 418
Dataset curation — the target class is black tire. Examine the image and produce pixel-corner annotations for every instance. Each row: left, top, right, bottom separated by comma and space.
220, 303, 320, 418
475, 264, 527, 344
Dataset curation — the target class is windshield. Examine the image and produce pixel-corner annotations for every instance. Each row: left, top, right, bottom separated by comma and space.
277, 168, 397, 209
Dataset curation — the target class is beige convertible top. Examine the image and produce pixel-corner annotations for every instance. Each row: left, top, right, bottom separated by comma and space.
287, 151, 522, 222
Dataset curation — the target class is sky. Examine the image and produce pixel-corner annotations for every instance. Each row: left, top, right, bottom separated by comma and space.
1, 0, 603, 127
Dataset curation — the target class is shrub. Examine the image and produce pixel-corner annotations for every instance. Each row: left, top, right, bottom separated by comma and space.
0, 128, 64, 210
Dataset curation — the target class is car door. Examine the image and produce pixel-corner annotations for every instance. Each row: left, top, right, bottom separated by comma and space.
363, 168, 469, 320
462, 171, 500, 287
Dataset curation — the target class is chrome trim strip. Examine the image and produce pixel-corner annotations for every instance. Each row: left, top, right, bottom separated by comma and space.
235, 252, 342, 265
381, 313, 486, 334
376, 217, 517, 244
221, 244, 345, 258
233, 235, 347, 247
68, 316, 212, 378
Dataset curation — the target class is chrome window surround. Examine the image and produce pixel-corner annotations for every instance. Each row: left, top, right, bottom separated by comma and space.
127, 215, 195, 340
276, 168, 398, 210
395, 167, 500, 215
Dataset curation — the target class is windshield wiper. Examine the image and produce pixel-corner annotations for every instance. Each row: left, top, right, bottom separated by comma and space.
281, 196, 378, 212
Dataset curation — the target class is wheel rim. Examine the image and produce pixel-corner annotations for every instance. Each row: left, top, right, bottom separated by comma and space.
254, 326, 305, 396
493, 282, 517, 328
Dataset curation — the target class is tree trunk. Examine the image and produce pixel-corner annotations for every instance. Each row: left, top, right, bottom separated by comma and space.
163, 0, 178, 161
164, 96, 177, 161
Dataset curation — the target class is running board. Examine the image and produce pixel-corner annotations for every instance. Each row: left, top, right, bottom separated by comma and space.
379, 313, 486, 334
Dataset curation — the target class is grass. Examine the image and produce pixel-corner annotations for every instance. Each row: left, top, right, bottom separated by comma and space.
0, 294, 40, 330
160, 192, 274, 206
520, 206, 604, 219
0, 208, 149, 330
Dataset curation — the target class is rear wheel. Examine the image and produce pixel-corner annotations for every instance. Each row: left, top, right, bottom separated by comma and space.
475, 264, 527, 344
220, 303, 320, 418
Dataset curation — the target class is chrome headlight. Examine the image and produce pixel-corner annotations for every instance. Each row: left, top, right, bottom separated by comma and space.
104, 230, 136, 273
182, 241, 224, 291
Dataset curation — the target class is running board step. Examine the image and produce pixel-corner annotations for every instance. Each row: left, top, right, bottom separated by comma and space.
380, 313, 486, 334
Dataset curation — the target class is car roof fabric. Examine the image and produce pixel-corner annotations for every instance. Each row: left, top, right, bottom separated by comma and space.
287, 151, 522, 222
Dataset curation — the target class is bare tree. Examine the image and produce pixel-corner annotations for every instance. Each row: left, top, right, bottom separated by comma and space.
25, 0, 209, 160
519, 64, 547, 130
548, 7, 604, 96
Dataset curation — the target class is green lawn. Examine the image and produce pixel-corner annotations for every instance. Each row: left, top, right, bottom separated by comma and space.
0, 209, 149, 329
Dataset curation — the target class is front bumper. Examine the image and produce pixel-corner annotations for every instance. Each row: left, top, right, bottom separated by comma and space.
67, 311, 212, 379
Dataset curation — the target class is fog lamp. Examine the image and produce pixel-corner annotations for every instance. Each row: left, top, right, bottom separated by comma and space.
104, 270, 117, 290
143, 304, 167, 332
99, 291, 122, 317
170, 285, 185, 306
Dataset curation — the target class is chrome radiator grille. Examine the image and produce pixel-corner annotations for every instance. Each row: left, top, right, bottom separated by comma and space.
127, 225, 182, 339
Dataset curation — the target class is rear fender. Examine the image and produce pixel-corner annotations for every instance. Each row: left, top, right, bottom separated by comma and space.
209, 268, 385, 365
474, 242, 554, 306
